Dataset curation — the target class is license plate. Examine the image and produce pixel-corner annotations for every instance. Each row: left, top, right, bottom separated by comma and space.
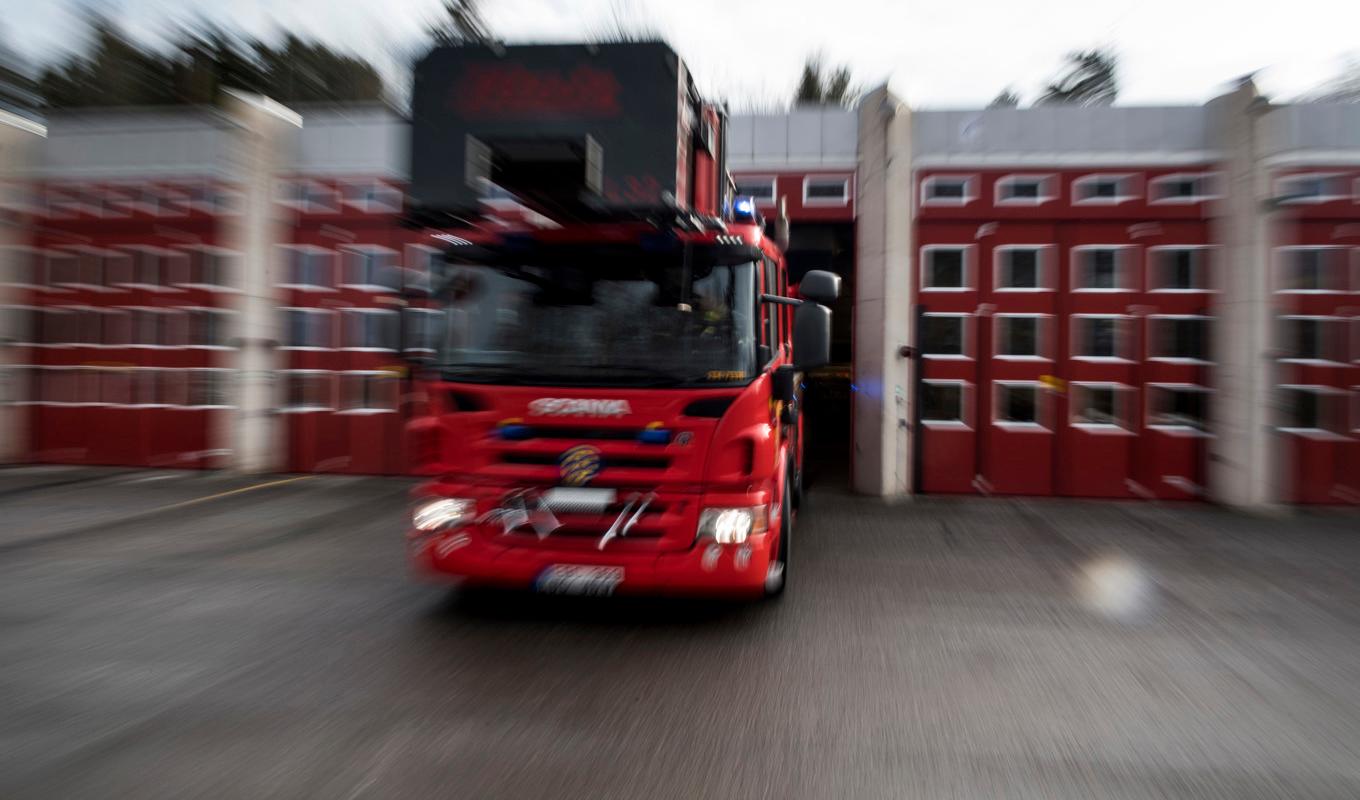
543, 487, 616, 514
535, 565, 623, 596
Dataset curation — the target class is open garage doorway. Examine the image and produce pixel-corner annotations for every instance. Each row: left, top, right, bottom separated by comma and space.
786, 222, 855, 491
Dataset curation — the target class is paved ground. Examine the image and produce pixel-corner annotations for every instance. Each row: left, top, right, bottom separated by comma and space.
2, 466, 1360, 799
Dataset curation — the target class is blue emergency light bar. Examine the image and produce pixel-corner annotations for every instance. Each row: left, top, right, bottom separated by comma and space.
732, 196, 757, 220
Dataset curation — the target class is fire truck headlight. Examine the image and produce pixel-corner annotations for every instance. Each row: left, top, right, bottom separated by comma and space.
697, 506, 768, 545
413, 498, 475, 532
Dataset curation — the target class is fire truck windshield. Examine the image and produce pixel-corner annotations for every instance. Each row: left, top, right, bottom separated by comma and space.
434, 256, 759, 387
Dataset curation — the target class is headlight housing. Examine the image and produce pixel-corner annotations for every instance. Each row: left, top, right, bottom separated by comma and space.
696, 506, 768, 545
413, 498, 475, 532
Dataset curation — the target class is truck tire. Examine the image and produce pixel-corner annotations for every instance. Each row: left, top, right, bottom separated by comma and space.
765, 476, 791, 598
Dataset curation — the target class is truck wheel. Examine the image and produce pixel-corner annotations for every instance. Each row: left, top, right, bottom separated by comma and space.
764, 477, 791, 597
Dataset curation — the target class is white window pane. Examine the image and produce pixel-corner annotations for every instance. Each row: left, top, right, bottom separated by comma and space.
921, 383, 964, 422
1073, 386, 1123, 426
998, 317, 1040, 356
926, 249, 965, 288
734, 179, 774, 201
1001, 249, 1040, 288
922, 316, 965, 356
997, 385, 1039, 423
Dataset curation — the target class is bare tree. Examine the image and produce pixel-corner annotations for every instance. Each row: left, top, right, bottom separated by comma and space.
590, 0, 661, 43
1307, 57, 1360, 102
1037, 49, 1118, 106
429, 0, 490, 46
794, 56, 856, 107
0, 29, 40, 118
989, 87, 1021, 108
34, 13, 386, 109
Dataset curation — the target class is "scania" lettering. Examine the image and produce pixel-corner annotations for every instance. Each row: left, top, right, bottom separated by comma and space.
527, 398, 632, 418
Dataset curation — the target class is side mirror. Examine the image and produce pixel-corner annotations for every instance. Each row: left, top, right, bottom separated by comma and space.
793, 301, 831, 370
798, 269, 841, 306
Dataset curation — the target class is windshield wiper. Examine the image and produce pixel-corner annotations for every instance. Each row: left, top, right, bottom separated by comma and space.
438, 365, 538, 384
556, 363, 692, 386
438, 363, 686, 387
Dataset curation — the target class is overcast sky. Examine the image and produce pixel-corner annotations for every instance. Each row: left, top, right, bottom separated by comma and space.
3, 0, 1358, 108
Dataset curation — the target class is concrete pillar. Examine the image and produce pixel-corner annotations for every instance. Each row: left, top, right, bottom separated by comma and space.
1206, 80, 1283, 510
852, 87, 913, 497
220, 92, 300, 474
0, 111, 44, 465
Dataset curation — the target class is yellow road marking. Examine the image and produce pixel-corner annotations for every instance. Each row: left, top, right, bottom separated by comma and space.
152, 475, 314, 514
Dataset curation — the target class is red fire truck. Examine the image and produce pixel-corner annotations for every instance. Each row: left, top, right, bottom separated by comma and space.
402, 42, 839, 598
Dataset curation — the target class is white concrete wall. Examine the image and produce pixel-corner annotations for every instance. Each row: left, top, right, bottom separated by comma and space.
221, 93, 301, 474
728, 108, 858, 171
0, 112, 44, 463
1205, 83, 1282, 509
284, 106, 408, 178
852, 88, 913, 497
912, 106, 1217, 165
40, 110, 240, 179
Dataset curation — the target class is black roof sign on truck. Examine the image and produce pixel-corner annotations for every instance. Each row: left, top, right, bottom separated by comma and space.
409, 42, 706, 223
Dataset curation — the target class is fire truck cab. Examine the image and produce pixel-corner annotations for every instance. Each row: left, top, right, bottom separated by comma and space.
403, 42, 839, 598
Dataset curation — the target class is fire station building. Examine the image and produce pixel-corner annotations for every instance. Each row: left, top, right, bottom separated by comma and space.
2, 78, 1359, 509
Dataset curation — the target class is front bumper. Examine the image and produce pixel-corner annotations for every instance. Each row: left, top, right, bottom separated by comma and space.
409, 527, 775, 598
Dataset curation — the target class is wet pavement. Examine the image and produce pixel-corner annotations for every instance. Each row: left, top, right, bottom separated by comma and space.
2, 466, 1360, 798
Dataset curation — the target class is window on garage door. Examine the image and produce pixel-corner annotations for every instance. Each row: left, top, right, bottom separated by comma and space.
1150, 247, 1210, 291
0, 305, 35, 344
1070, 383, 1133, 430
341, 246, 400, 291
340, 371, 399, 413
1147, 385, 1209, 432
0, 365, 35, 405
1073, 315, 1129, 361
280, 246, 337, 289
0, 246, 43, 287
995, 246, 1049, 291
187, 369, 233, 407
1073, 247, 1131, 291
342, 308, 398, 351
1148, 316, 1211, 363
921, 246, 970, 290
185, 308, 234, 348
1277, 247, 1345, 292
995, 314, 1046, 359
921, 314, 968, 358
921, 381, 968, 427
1280, 316, 1347, 363
178, 246, 239, 289
994, 382, 1045, 428
1279, 386, 1347, 434
282, 308, 334, 349
404, 308, 443, 354
282, 371, 333, 412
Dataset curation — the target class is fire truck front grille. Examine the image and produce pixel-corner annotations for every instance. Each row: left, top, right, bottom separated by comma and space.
492, 494, 693, 551
499, 452, 671, 470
